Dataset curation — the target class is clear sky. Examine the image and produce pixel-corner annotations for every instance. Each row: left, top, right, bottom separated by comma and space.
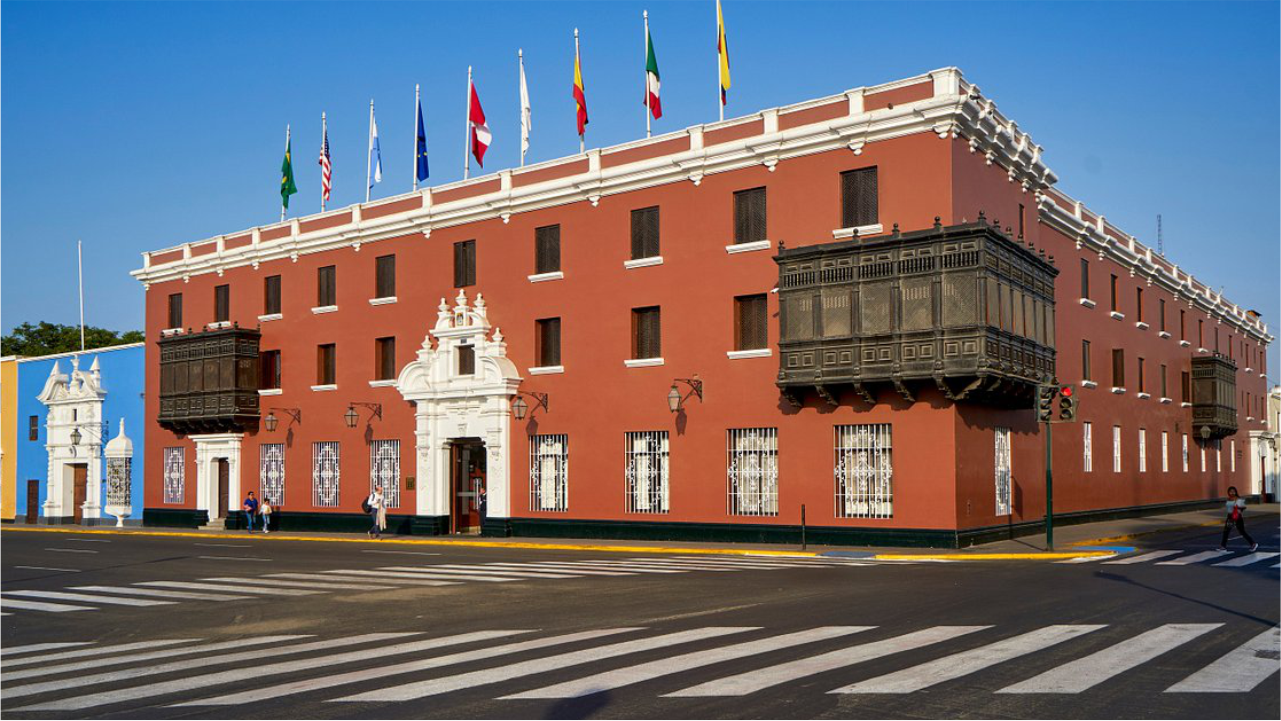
2, 1, 1278, 369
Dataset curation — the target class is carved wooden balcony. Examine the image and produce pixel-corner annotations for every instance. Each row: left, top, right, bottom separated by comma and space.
1191, 353, 1238, 439
157, 325, 261, 434
775, 217, 1059, 407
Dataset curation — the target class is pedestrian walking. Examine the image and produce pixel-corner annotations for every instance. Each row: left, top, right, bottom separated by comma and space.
1218, 486, 1259, 552
242, 491, 259, 533
367, 485, 386, 539
260, 497, 273, 534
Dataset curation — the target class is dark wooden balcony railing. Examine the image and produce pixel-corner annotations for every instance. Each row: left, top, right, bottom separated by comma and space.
157, 326, 261, 434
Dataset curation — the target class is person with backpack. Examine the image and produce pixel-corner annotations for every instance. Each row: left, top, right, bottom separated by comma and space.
365, 486, 386, 539
242, 491, 259, 533
1218, 486, 1259, 552
260, 497, 273, 534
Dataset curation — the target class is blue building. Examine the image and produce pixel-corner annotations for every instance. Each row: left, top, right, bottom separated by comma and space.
14, 343, 145, 525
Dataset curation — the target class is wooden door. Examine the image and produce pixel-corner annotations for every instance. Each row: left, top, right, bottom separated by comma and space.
451, 441, 484, 533
72, 465, 88, 524
25, 480, 39, 523
217, 459, 230, 518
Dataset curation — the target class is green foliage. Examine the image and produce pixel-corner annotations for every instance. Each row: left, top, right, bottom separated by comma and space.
1, 322, 144, 357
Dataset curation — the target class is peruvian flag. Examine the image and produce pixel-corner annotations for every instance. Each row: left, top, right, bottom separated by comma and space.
469, 80, 491, 167
645, 27, 662, 119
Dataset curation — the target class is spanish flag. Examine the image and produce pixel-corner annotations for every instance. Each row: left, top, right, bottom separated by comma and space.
717, 0, 731, 107
573, 30, 588, 137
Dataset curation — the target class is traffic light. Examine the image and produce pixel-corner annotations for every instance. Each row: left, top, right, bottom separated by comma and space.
1058, 384, 1077, 422
1036, 385, 1057, 422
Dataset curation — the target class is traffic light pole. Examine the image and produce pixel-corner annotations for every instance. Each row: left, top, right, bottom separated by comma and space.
1044, 420, 1054, 551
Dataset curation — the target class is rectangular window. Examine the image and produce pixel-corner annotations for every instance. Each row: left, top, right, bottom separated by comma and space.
1160, 364, 1168, 398
454, 240, 476, 287
312, 441, 341, 508
1200, 442, 1206, 473
375, 255, 396, 299
1159, 299, 1166, 332
1081, 340, 1092, 381
1109, 275, 1119, 312
1161, 431, 1169, 473
317, 265, 337, 307
630, 206, 661, 260
1080, 259, 1090, 300
374, 337, 396, 381
370, 439, 401, 509
735, 294, 768, 351
264, 275, 282, 315
530, 434, 569, 512
27, 415, 38, 441
535, 318, 561, 367
214, 284, 230, 323
1112, 349, 1125, 388
1083, 422, 1093, 473
835, 424, 893, 519
260, 443, 285, 505
1138, 429, 1147, 473
1137, 357, 1146, 393
733, 187, 767, 244
840, 167, 878, 229
728, 428, 779, 516
1230, 440, 1236, 473
1181, 371, 1191, 403
260, 350, 281, 390
1198, 319, 1204, 348
534, 225, 561, 274
1113, 425, 1122, 473
1216, 440, 1222, 472
632, 306, 661, 360
625, 430, 669, 514
1135, 287, 1144, 322
995, 427, 1012, 516
1018, 203, 1025, 239
1182, 434, 1189, 472
457, 343, 475, 375
163, 447, 185, 504
316, 344, 336, 385
168, 293, 183, 328
1180, 309, 1186, 340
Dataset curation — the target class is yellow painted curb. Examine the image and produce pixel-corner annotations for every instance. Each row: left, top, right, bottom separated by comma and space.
0, 526, 820, 559
1071, 520, 1223, 548
873, 551, 1114, 561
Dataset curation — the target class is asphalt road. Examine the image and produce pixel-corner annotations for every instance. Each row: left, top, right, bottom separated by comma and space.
2, 517, 1277, 720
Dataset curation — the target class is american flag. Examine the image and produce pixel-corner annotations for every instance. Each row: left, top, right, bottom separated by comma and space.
318, 121, 332, 203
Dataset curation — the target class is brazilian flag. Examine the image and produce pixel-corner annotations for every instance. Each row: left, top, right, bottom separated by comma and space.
281, 135, 298, 210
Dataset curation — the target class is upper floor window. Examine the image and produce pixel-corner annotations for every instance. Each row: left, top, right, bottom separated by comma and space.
1137, 357, 1146, 393
167, 293, 183, 329
28, 415, 38, 441
535, 317, 561, 367
630, 207, 660, 260
1081, 340, 1092, 381
1160, 364, 1168, 398
1135, 287, 1144, 322
317, 266, 337, 307
454, 240, 476, 288
1159, 299, 1166, 332
1198, 319, 1204, 348
1180, 309, 1186, 340
1018, 203, 1025, 240
1111, 348, 1125, 388
264, 275, 282, 315
632, 306, 661, 360
1109, 274, 1119, 312
375, 255, 396, 299
535, 225, 561, 274
735, 294, 768, 351
1079, 259, 1090, 300
840, 167, 878, 229
1181, 370, 1191, 403
457, 342, 476, 375
316, 344, 336, 385
374, 337, 396, 381
733, 187, 767, 244
214, 285, 230, 323
260, 350, 281, 390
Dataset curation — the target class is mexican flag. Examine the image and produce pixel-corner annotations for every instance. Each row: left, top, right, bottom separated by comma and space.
645, 29, 662, 119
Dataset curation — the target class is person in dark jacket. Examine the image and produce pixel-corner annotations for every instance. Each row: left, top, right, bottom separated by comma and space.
1218, 486, 1259, 552
242, 492, 259, 533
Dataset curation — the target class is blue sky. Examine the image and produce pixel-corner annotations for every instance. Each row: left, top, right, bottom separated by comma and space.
2, 1, 1278, 368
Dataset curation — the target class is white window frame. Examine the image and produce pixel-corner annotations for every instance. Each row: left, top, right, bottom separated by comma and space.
1182, 434, 1189, 472
995, 427, 1012, 516
625, 431, 669, 514
835, 424, 893, 519
1200, 444, 1207, 473
530, 434, 569, 512
1161, 431, 1169, 473
1138, 429, 1147, 473
163, 447, 185, 504
1230, 440, 1236, 473
728, 428, 779, 517
1215, 440, 1222, 473
260, 443, 285, 506
370, 439, 401, 509
1112, 425, 1122, 473
1082, 422, 1093, 473
312, 441, 341, 508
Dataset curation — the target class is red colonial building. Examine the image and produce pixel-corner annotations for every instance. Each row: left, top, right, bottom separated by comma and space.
133, 68, 1273, 546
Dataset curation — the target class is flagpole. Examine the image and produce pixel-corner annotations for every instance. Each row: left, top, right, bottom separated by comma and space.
413, 84, 421, 192
519, 49, 525, 168
282, 124, 290, 222
575, 28, 584, 154
320, 113, 327, 212
366, 100, 375, 203
717, 0, 724, 123
464, 66, 472, 180
644, 11, 651, 139
77, 240, 85, 353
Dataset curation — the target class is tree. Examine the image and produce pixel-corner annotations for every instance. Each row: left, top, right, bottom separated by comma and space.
1, 322, 144, 357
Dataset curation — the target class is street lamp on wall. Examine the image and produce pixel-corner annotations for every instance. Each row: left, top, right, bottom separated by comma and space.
344, 402, 383, 429
668, 377, 704, 413
511, 392, 549, 421
69, 427, 83, 446
264, 408, 302, 432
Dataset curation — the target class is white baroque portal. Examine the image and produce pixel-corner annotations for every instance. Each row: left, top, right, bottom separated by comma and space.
36, 356, 107, 523
396, 290, 521, 531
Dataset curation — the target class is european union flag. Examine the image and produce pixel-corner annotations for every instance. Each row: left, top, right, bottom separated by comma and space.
416, 100, 429, 183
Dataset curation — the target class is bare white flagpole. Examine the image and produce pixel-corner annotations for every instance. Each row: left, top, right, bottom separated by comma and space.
281, 124, 290, 222
463, 66, 473, 180
77, 240, 85, 353
366, 100, 374, 203
575, 28, 584, 154
644, 11, 651, 139
413, 84, 421, 192
320, 112, 327, 212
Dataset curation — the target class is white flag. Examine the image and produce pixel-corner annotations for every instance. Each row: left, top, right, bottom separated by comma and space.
519, 50, 532, 163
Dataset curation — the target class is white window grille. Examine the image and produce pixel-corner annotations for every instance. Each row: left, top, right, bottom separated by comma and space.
1182, 434, 1189, 472
835, 424, 893, 519
1200, 445, 1206, 473
727, 428, 779, 516
530, 434, 569, 512
1161, 432, 1169, 473
625, 431, 669, 514
370, 440, 401, 509
1138, 429, 1147, 473
1215, 440, 1222, 473
260, 443, 285, 506
1112, 425, 1122, 473
994, 427, 1012, 516
106, 457, 131, 507
1083, 422, 1093, 473
163, 447, 185, 504
312, 441, 341, 508
1230, 440, 1235, 473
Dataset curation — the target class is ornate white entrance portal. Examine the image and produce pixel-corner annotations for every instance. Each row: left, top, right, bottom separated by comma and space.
36, 357, 106, 523
396, 291, 520, 531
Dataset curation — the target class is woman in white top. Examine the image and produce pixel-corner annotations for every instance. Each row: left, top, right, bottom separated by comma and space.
368, 486, 387, 540
1218, 486, 1258, 552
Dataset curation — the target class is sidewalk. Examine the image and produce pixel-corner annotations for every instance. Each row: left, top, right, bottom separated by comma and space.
5, 504, 1276, 561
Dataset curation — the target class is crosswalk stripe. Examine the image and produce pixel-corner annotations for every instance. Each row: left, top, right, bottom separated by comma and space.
387, 564, 582, 579
38, 631, 521, 711
267, 573, 458, 587
4, 590, 175, 607
1157, 550, 1232, 566
5, 634, 395, 702
539, 561, 688, 574
829, 625, 1106, 694
180, 628, 637, 706
335, 626, 757, 702
3, 635, 310, 685
666, 626, 989, 697
136, 581, 322, 595
199, 577, 396, 591
544, 558, 727, 572
0, 642, 94, 657
676, 556, 865, 567
329, 569, 515, 583
1055, 555, 1113, 564
625, 558, 804, 569
1102, 550, 1183, 565
1211, 552, 1280, 567
504, 626, 873, 699
2, 639, 195, 669
0, 598, 95, 613
69, 585, 252, 602
997, 624, 1221, 693
1166, 626, 1281, 692
610, 559, 739, 572
476, 563, 637, 576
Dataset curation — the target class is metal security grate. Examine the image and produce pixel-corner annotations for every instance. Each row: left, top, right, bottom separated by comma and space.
530, 434, 569, 512
994, 427, 1011, 516
1182, 434, 1189, 472
1161, 431, 1170, 473
727, 428, 779, 516
1112, 426, 1122, 473
163, 447, 185, 504
1138, 430, 1147, 473
625, 431, 669, 514
370, 440, 400, 509
312, 441, 341, 508
1083, 422, 1093, 473
260, 443, 285, 506
106, 458, 131, 507
733, 187, 767, 244
834, 424, 893, 519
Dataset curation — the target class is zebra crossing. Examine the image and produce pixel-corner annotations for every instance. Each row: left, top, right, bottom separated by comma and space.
2, 623, 1275, 712
1, 554, 872, 616
1058, 548, 1280, 568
